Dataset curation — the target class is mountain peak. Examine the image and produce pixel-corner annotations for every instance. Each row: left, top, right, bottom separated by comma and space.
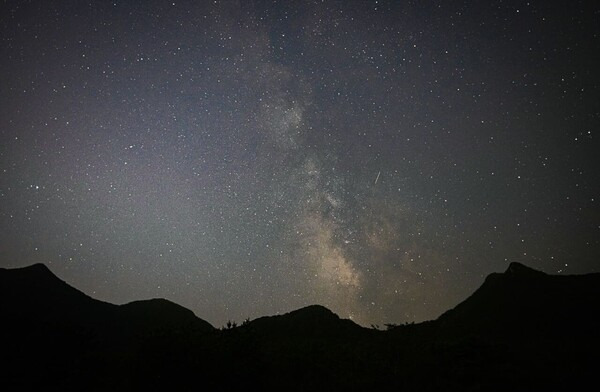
247, 304, 364, 337
13, 263, 53, 274
1, 263, 62, 284
120, 298, 214, 332
505, 262, 546, 277
26, 262, 50, 269
291, 304, 336, 317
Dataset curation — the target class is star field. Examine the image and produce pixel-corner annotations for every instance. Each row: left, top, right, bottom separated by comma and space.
1, 0, 598, 326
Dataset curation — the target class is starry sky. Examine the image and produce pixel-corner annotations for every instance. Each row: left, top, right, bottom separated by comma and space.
1, 0, 598, 327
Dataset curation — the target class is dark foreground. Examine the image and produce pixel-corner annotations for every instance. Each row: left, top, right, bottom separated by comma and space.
1, 262, 598, 391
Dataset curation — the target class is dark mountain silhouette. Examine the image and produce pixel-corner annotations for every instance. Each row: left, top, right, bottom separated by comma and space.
0, 263, 214, 335
420, 263, 600, 390
438, 262, 600, 336
1, 263, 112, 323
1, 262, 598, 391
119, 298, 213, 334
246, 304, 366, 338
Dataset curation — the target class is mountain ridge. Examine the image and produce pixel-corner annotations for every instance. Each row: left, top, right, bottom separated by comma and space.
435, 261, 600, 339
0, 263, 215, 334
1, 261, 598, 391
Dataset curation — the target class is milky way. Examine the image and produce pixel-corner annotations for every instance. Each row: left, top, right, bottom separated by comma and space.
1, 1, 598, 326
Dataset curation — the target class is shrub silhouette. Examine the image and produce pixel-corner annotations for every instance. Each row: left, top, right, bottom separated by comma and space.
224, 320, 237, 330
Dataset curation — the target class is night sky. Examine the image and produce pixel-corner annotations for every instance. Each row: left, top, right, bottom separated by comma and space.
1, 1, 598, 327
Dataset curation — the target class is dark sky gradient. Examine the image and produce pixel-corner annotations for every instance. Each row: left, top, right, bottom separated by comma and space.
1, 0, 598, 327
